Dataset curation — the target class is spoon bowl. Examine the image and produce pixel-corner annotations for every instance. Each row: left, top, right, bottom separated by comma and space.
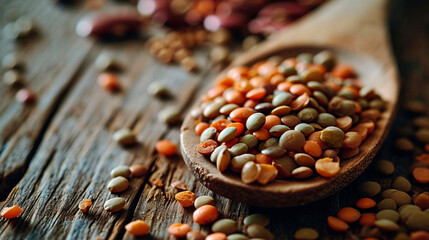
181, 0, 399, 207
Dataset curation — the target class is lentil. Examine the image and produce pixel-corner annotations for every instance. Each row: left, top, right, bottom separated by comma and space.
356, 198, 376, 209
125, 220, 150, 236
95, 52, 121, 71
392, 176, 412, 192
406, 212, 429, 231
158, 106, 182, 124
79, 199, 92, 213
413, 192, 429, 210
98, 73, 120, 91
294, 227, 319, 240
104, 197, 125, 212
413, 167, 429, 183
212, 219, 238, 234
3, 69, 22, 87
1, 205, 22, 219
375, 219, 400, 232
194, 195, 215, 209
375, 160, 395, 175
389, 191, 412, 207
377, 199, 397, 211
107, 176, 129, 193
395, 138, 414, 151
315, 158, 340, 178
130, 164, 148, 177
198, 139, 219, 156
206, 233, 227, 240
193, 205, 219, 225
16, 88, 36, 104
244, 214, 269, 227
376, 209, 400, 222
241, 161, 261, 184
292, 166, 313, 179
168, 223, 191, 237
175, 191, 197, 207
186, 230, 205, 240
327, 216, 349, 231
171, 181, 187, 191
113, 129, 137, 146
147, 81, 171, 98
337, 207, 361, 223
227, 233, 249, 240
217, 147, 231, 172
360, 213, 376, 226
155, 140, 177, 156
360, 181, 381, 197
246, 224, 274, 240
110, 165, 130, 178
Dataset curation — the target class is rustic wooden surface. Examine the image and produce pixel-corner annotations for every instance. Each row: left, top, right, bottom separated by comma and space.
0, 0, 428, 239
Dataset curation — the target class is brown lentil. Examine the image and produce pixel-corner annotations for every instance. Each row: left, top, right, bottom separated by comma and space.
107, 176, 129, 193
130, 164, 148, 177
104, 197, 125, 212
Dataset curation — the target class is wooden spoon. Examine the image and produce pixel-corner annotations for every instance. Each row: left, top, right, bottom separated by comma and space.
180, 0, 399, 207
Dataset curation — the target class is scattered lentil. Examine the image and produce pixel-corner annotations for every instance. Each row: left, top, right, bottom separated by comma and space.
294, 227, 319, 240
104, 197, 125, 212
193, 205, 219, 225
125, 220, 150, 236
107, 176, 129, 193
212, 219, 237, 235
175, 191, 197, 207
129, 164, 148, 177
1, 205, 22, 219
110, 165, 130, 178
168, 223, 191, 237
112, 129, 137, 146
79, 199, 92, 213
156, 140, 177, 156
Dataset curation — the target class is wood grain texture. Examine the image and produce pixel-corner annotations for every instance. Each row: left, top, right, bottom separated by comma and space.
0, 0, 428, 239
181, 0, 399, 206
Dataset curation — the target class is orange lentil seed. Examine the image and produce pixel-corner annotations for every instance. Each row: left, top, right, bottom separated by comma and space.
125, 220, 150, 236
79, 199, 92, 213
168, 223, 191, 238
1, 205, 22, 219
327, 216, 349, 231
193, 205, 219, 225
156, 140, 177, 156
175, 191, 197, 207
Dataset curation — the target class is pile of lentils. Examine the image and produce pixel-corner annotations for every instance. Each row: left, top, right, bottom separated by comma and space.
191, 51, 386, 185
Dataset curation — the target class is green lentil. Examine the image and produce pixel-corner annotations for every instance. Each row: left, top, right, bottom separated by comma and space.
3, 69, 22, 87
227, 233, 249, 240
382, 189, 399, 199
104, 197, 125, 212
337, 89, 355, 100
415, 129, 429, 144
212, 219, 238, 235
376, 209, 400, 222
391, 176, 412, 192
110, 165, 130, 178
220, 104, 239, 114
294, 123, 315, 136
359, 181, 381, 197
389, 191, 412, 207
239, 134, 259, 149
369, 99, 385, 110
261, 146, 286, 158
406, 212, 429, 231
272, 92, 293, 106
313, 50, 336, 70
375, 160, 395, 175
296, 53, 313, 63
320, 126, 345, 148
413, 117, 429, 128
107, 176, 129, 193
201, 127, 217, 142
95, 52, 122, 71
315, 113, 336, 127
394, 138, 414, 151
158, 106, 181, 124
246, 113, 266, 131
377, 199, 397, 211
246, 224, 274, 240
217, 147, 231, 172
313, 91, 329, 106
294, 227, 319, 240
399, 205, 421, 222
273, 156, 297, 178
297, 108, 318, 122
1, 52, 20, 69
244, 214, 270, 227
218, 127, 237, 142
229, 143, 249, 157
210, 145, 227, 162
301, 69, 323, 82
255, 103, 275, 114
279, 130, 306, 151
286, 75, 305, 84
147, 81, 171, 98
194, 195, 215, 209
269, 125, 290, 137
231, 154, 256, 172
203, 99, 225, 118
113, 129, 137, 146
375, 219, 400, 232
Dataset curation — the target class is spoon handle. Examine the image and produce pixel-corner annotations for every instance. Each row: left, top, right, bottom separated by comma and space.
233, 0, 393, 66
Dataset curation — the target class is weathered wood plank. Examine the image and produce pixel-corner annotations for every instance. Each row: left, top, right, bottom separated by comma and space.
0, 0, 95, 200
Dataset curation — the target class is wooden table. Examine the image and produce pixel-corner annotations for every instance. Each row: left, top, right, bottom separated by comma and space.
0, 0, 428, 239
